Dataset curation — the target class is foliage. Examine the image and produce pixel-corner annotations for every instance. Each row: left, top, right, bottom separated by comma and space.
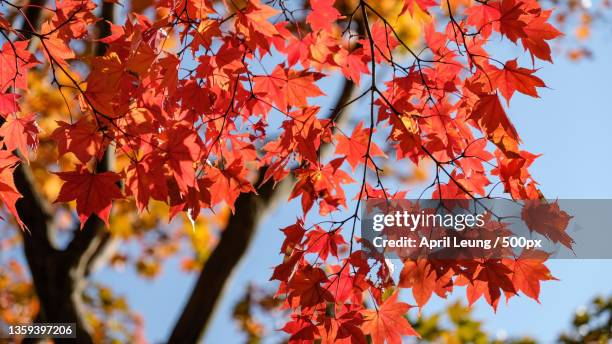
413, 301, 536, 344
82, 284, 146, 344
558, 295, 612, 344
0, 259, 38, 329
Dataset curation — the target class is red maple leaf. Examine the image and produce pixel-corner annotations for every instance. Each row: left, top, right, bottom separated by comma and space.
360, 22, 399, 64
253, 66, 324, 111
290, 158, 354, 215
54, 166, 123, 228
270, 251, 304, 282
498, 0, 528, 43
239, 0, 279, 38
465, 1, 501, 31
159, 125, 202, 195
324, 265, 355, 304
235, 0, 280, 52
489, 59, 546, 104
335, 122, 386, 172
41, 32, 76, 67
305, 227, 347, 260
125, 156, 169, 212
0, 0, 569, 332
83, 53, 128, 117
401, 0, 437, 16
520, 10, 562, 62
205, 159, 255, 212
521, 200, 573, 248
307, 0, 341, 32
52, 0, 97, 38
463, 260, 516, 311
287, 265, 333, 308
319, 306, 366, 344
0, 93, 20, 115
282, 315, 319, 344
470, 93, 520, 156
51, 118, 104, 164
280, 219, 306, 254
334, 48, 370, 85
0, 41, 38, 92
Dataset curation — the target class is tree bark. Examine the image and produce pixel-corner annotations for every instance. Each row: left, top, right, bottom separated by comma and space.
14, 1, 116, 342
168, 173, 286, 343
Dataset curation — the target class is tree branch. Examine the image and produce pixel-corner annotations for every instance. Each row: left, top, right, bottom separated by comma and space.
18, 0, 46, 39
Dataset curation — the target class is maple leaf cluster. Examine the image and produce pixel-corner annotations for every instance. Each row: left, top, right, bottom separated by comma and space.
0, 0, 571, 342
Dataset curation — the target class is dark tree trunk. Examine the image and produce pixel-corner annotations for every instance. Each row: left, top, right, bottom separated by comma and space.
14, 2, 116, 342
168, 177, 281, 343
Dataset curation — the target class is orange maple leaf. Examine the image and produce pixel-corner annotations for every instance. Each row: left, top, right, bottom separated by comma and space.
489, 59, 546, 104
0, 113, 39, 162
0, 151, 23, 229
253, 66, 324, 111
362, 292, 419, 344
504, 250, 557, 302
399, 259, 436, 309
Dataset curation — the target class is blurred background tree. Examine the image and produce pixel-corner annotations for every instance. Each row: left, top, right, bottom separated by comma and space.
558, 295, 612, 344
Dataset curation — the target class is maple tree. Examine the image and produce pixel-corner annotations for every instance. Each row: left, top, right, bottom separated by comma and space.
0, 0, 608, 342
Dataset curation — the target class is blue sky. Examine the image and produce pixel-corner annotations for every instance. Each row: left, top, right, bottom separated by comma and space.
93, 21, 612, 344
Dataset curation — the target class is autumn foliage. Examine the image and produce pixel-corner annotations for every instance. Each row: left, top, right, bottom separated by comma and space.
0, 0, 591, 342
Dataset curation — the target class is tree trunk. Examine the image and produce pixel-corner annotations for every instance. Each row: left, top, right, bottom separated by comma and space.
168, 177, 284, 343
14, 2, 116, 342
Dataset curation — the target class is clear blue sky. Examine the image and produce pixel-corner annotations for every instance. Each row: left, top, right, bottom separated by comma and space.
94, 24, 612, 344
